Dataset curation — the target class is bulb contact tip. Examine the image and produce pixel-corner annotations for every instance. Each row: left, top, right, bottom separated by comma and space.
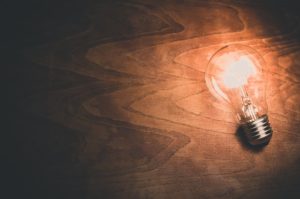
242, 114, 272, 146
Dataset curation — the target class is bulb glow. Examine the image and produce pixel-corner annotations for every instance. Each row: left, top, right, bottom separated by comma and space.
222, 56, 256, 88
205, 44, 272, 146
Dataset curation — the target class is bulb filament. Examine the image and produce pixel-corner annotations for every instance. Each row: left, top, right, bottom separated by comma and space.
240, 86, 258, 122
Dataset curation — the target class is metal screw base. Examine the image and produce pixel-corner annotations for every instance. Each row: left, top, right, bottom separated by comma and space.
242, 114, 272, 146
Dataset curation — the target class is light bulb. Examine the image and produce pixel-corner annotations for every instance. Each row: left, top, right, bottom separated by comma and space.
205, 44, 272, 146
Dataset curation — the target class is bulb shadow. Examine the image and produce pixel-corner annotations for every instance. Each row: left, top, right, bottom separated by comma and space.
235, 126, 269, 153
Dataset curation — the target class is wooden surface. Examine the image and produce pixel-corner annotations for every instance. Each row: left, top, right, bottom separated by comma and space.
10, 0, 300, 198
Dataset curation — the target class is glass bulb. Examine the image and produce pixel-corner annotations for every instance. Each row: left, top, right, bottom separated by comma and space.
205, 44, 272, 146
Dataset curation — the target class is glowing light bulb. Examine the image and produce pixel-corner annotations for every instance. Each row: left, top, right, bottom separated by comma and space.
205, 44, 272, 146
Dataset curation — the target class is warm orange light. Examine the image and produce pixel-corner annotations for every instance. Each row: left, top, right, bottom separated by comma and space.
205, 44, 272, 146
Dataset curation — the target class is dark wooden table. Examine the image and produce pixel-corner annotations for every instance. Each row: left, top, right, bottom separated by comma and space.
9, 0, 300, 198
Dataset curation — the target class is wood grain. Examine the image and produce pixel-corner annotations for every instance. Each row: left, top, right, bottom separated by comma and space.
11, 0, 300, 198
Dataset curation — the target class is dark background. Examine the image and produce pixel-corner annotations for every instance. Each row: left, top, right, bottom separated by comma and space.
6, 0, 300, 198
